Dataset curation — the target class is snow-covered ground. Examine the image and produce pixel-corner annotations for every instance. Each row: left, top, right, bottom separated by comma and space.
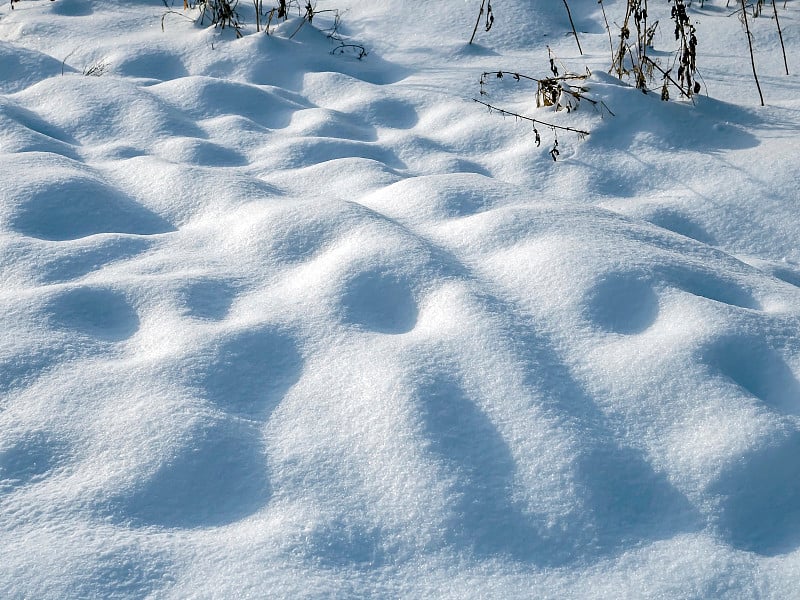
1, 0, 800, 596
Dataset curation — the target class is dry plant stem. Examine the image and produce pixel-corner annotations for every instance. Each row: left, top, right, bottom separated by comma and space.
61, 48, 77, 76
671, 0, 699, 97
562, 0, 583, 55
598, 0, 615, 65
481, 70, 608, 110
639, 0, 648, 56
772, 0, 789, 74
161, 9, 195, 31
253, 0, 261, 31
290, 4, 314, 39
482, 70, 587, 85
641, 55, 692, 98
265, 7, 276, 34
740, 0, 765, 105
472, 98, 590, 136
613, 1, 635, 78
469, 0, 487, 44
290, 18, 307, 37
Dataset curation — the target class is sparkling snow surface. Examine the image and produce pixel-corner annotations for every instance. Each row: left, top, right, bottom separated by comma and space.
1, 0, 800, 597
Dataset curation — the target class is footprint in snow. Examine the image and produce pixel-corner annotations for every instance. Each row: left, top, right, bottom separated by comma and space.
0, 430, 70, 491
416, 374, 545, 562
9, 176, 173, 241
646, 208, 717, 246
44, 286, 140, 342
191, 326, 303, 421
112, 419, 270, 529
114, 328, 304, 528
585, 266, 759, 335
339, 269, 419, 334
355, 98, 419, 130
113, 48, 189, 82
710, 429, 800, 556
573, 442, 698, 556
178, 278, 241, 321
701, 334, 800, 417
584, 272, 660, 335
662, 265, 759, 310
49, 0, 93, 16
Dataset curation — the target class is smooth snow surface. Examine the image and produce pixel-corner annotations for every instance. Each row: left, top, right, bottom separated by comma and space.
2, 0, 800, 597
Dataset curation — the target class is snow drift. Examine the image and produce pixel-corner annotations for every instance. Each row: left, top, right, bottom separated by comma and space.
1, 0, 800, 597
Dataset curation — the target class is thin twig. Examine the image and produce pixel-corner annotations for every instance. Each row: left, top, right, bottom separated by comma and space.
253, 0, 261, 32
469, 0, 486, 44
562, 0, 583, 55
481, 70, 587, 85
61, 48, 77, 76
641, 55, 693, 98
598, 0, 615, 67
473, 98, 591, 136
480, 70, 615, 116
771, 0, 789, 75
161, 9, 195, 32
288, 2, 316, 38
740, 0, 765, 105
289, 17, 308, 38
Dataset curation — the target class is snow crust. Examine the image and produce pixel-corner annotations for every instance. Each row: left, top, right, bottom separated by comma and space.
1, 0, 800, 597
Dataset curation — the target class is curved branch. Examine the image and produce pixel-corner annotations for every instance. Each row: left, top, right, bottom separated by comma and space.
473, 98, 590, 136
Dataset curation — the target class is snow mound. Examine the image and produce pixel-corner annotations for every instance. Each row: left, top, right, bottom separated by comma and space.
2, 0, 800, 597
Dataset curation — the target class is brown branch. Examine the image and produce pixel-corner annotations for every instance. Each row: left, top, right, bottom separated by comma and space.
480, 70, 615, 116
469, 0, 486, 44
562, 0, 583, 55
740, 0, 765, 105
598, 0, 615, 67
161, 9, 195, 32
641, 55, 693, 98
473, 98, 591, 136
772, 0, 789, 75
481, 70, 587, 84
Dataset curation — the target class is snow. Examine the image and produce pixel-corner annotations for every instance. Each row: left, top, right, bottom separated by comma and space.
1, 0, 800, 597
